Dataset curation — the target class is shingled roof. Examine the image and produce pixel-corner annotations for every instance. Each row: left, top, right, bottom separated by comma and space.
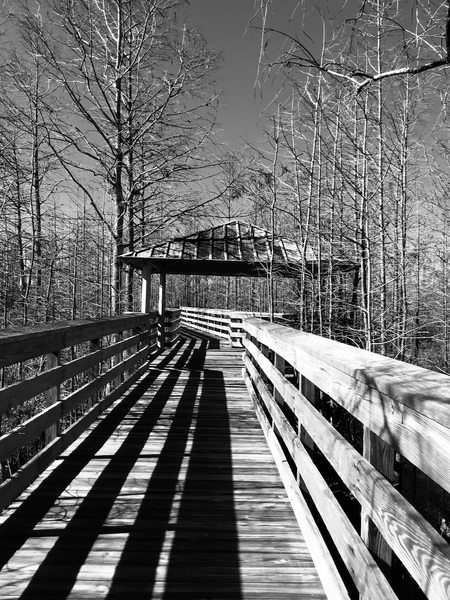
120, 220, 354, 277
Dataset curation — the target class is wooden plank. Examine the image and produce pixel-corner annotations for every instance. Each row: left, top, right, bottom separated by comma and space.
44, 350, 61, 445
244, 370, 351, 600
182, 319, 229, 339
0, 331, 150, 416
0, 313, 157, 368
244, 355, 396, 600
88, 337, 101, 407
0, 335, 326, 600
243, 321, 450, 495
0, 345, 151, 463
244, 335, 450, 600
0, 359, 151, 513
0, 582, 325, 600
244, 317, 450, 428
361, 428, 395, 574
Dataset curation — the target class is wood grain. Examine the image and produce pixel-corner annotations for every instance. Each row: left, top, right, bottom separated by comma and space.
0, 313, 157, 368
0, 333, 327, 600
244, 354, 396, 600
244, 368, 351, 600
243, 321, 450, 600
0, 359, 151, 513
0, 346, 152, 464
243, 319, 450, 496
0, 329, 153, 416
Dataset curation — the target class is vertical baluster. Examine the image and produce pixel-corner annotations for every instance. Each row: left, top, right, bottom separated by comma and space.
361, 429, 395, 578
44, 350, 61, 445
114, 331, 124, 388
158, 271, 166, 349
274, 353, 286, 409
88, 337, 101, 407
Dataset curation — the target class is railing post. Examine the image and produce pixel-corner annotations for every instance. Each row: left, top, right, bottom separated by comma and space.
106, 331, 124, 395
296, 374, 318, 492
299, 375, 316, 453
124, 327, 136, 381
227, 313, 233, 345
274, 353, 286, 408
45, 350, 61, 445
166, 309, 181, 346
164, 310, 175, 346
361, 429, 395, 577
229, 312, 246, 347
158, 271, 166, 349
88, 337, 101, 407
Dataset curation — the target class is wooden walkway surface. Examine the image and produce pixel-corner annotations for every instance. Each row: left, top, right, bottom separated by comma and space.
0, 332, 327, 599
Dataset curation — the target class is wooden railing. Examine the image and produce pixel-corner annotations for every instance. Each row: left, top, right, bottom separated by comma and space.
3, 307, 450, 599
0, 312, 159, 512
180, 306, 292, 346
242, 318, 450, 600
165, 308, 181, 346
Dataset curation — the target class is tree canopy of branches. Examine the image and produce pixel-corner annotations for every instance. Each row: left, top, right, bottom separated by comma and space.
239, 0, 450, 364
257, 0, 450, 92
18, 0, 220, 313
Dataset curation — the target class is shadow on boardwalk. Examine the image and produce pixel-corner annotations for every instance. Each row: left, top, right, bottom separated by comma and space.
0, 334, 243, 599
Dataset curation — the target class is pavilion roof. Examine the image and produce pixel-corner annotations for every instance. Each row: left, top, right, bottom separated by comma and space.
119, 220, 355, 277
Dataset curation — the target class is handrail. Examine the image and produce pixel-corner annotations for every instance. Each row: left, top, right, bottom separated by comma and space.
180, 306, 292, 346
0, 312, 159, 511
242, 318, 450, 600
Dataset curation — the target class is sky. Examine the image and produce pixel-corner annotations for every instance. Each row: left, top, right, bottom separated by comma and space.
185, 0, 312, 148
184, 1, 354, 149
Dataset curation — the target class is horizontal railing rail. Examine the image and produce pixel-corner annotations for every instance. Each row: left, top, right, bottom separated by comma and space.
0, 312, 160, 512
242, 318, 450, 600
180, 306, 293, 346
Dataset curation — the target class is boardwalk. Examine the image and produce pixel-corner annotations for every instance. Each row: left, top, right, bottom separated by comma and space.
0, 332, 326, 600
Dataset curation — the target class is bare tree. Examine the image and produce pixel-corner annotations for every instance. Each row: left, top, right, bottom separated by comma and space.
252, 0, 450, 351
255, 1, 450, 91
19, 0, 220, 313
0, 43, 61, 324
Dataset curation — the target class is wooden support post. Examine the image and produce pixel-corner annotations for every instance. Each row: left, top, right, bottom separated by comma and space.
124, 328, 134, 380
274, 353, 286, 408
300, 375, 316, 452
227, 313, 233, 346
165, 310, 173, 347
106, 331, 124, 395
158, 271, 166, 350
296, 374, 318, 492
88, 338, 101, 407
114, 331, 124, 388
229, 312, 245, 347
141, 262, 153, 313
45, 350, 61, 445
258, 342, 270, 387
361, 429, 395, 577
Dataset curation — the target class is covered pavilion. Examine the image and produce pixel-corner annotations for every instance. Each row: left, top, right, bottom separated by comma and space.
120, 220, 357, 346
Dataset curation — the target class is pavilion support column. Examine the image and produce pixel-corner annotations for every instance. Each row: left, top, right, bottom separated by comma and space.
158, 271, 166, 350
141, 263, 153, 313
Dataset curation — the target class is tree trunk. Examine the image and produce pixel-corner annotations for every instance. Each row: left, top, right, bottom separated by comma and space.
376, 2, 387, 355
